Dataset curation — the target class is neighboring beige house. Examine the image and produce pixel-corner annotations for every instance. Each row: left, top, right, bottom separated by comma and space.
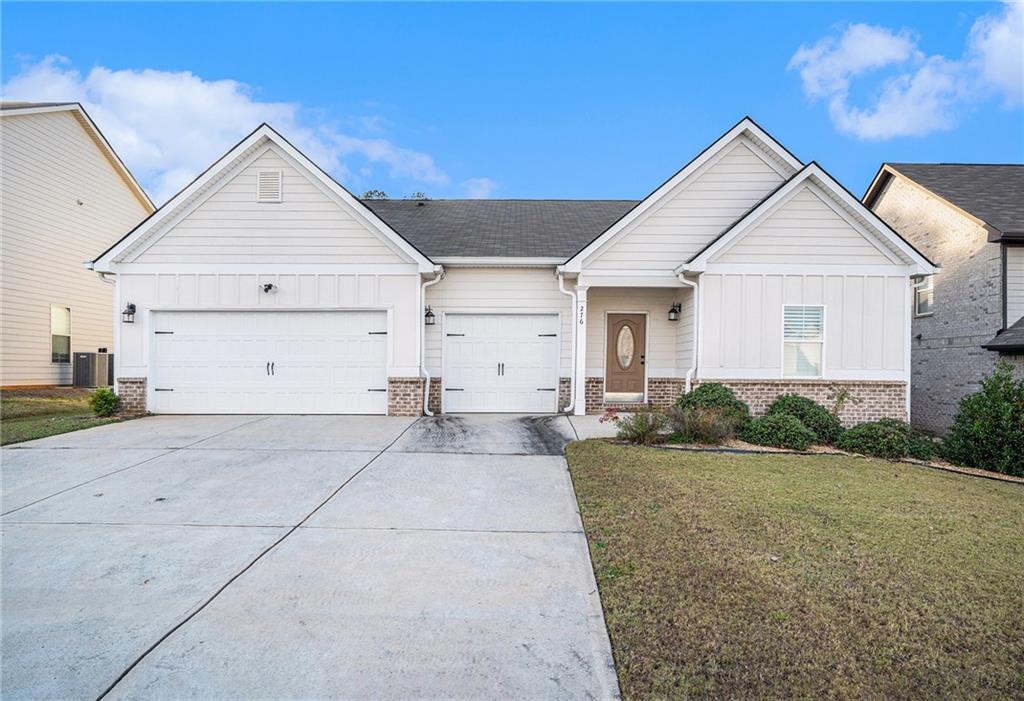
89, 117, 936, 422
865, 163, 1024, 434
0, 102, 154, 387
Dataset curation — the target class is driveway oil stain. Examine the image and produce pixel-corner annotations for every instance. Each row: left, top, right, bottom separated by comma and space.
517, 416, 572, 455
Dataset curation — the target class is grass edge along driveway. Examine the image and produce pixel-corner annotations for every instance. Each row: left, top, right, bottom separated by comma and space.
567, 440, 1024, 700
1, 388, 123, 445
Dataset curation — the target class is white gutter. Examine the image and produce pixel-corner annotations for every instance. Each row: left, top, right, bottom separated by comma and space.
557, 272, 576, 412
677, 272, 699, 393
420, 268, 445, 415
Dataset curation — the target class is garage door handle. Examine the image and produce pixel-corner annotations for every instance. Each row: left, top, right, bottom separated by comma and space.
271, 362, 275, 375
266, 362, 270, 376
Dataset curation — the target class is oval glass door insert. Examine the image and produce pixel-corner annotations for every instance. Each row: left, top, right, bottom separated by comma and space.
616, 325, 635, 370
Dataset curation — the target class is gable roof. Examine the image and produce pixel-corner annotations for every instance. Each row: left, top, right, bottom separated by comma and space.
363, 199, 636, 259
681, 162, 938, 275
90, 123, 437, 273
559, 116, 804, 273
0, 102, 154, 212
864, 163, 1024, 240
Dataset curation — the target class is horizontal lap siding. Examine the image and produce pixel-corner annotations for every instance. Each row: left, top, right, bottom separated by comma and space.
714, 186, 896, 265
0, 111, 151, 385
701, 273, 907, 378
423, 268, 572, 375
132, 149, 409, 265
585, 140, 784, 271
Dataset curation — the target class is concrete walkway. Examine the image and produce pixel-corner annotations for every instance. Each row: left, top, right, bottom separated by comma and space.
1, 414, 619, 700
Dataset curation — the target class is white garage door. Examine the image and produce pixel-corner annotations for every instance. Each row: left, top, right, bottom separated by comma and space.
150, 310, 388, 414
442, 313, 560, 413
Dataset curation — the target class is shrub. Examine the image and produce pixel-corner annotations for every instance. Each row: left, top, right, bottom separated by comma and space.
741, 414, 816, 451
766, 394, 843, 445
88, 387, 121, 417
907, 433, 939, 461
667, 406, 739, 445
675, 383, 750, 428
837, 418, 911, 460
942, 362, 1024, 476
610, 410, 668, 445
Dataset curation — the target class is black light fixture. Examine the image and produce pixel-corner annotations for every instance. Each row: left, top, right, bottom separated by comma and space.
424, 306, 436, 326
668, 303, 681, 322
121, 302, 136, 324
262, 283, 277, 294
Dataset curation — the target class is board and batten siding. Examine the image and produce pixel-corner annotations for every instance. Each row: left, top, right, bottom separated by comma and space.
130, 147, 410, 265
117, 271, 421, 377
700, 273, 908, 380
713, 185, 897, 266
1007, 246, 1024, 324
583, 139, 785, 272
584, 287, 689, 377
0, 109, 152, 385
424, 268, 572, 375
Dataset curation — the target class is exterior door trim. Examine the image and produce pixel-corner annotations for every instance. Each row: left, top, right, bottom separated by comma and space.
603, 310, 649, 402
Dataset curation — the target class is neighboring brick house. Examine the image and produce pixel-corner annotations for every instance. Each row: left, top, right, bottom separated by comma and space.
865, 164, 1024, 435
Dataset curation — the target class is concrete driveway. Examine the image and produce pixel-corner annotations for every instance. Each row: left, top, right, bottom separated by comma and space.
1, 414, 619, 700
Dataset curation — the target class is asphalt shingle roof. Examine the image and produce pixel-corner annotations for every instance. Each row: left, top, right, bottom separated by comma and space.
983, 316, 1024, 353
362, 199, 638, 258
889, 164, 1024, 236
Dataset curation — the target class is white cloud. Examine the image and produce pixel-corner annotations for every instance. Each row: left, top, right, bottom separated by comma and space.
461, 177, 498, 198
2, 56, 452, 203
789, 2, 1023, 139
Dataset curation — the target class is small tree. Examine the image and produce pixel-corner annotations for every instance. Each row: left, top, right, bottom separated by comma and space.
362, 189, 389, 199
407, 192, 429, 200
942, 362, 1024, 476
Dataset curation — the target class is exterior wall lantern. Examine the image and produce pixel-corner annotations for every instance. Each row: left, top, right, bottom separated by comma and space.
262, 283, 277, 294
668, 303, 681, 322
121, 302, 136, 324
424, 306, 436, 326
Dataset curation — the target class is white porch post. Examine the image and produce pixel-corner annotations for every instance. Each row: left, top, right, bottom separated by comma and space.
573, 285, 588, 415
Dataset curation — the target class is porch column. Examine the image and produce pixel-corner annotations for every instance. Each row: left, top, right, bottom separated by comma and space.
573, 285, 588, 415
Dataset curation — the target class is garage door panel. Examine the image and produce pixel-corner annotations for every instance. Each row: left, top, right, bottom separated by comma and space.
151, 311, 387, 414
443, 314, 559, 413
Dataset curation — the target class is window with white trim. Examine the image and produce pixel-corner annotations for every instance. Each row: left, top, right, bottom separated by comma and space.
783, 305, 823, 378
50, 305, 71, 363
914, 276, 934, 317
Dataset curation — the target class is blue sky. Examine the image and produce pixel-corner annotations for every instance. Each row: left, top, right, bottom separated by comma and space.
3, 2, 1021, 204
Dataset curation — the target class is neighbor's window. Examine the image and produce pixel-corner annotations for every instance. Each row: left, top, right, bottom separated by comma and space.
783, 305, 824, 378
50, 305, 71, 363
914, 276, 934, 317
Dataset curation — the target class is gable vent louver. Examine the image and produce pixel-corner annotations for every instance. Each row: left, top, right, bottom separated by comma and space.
256, 170, 283, 203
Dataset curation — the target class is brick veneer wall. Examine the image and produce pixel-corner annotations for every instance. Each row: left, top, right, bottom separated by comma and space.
116, 377, 147, 415
387, 377, 424, 417
558, 377, 572, 412
427, 377, 442, 414
585, 376, 906, 426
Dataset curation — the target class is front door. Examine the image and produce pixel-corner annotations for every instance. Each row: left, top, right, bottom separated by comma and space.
605, 314, 646, 401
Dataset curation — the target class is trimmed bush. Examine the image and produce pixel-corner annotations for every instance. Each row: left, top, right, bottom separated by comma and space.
837, 418, 911, 460
675, 383, 750, 428
907, 433, 939, 461
741, 414, 816, 451
88, 387, 121, 417
766, 394, 843, 444
942, 362, 1024, 476
667, 406, 739, 445
613, 410, 668, 445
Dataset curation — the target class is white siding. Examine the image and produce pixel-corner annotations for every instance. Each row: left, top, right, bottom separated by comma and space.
117, 271, 421, 378
131, 147, 410, 265
585, 287, 684, 377
714, 185, 896, 265
584, 139, 785, 271
424, 268, 572, 375
700, 272, 907, 380
1008, 246, 1024, 324
0, 110, 152, 385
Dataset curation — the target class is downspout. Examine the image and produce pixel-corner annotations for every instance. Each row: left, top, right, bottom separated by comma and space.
677, 272, 699, 393
420, 268, 445, 416
557, 272, 576, 413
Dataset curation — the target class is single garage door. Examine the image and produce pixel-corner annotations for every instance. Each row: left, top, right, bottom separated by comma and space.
442, 313, 560, 413
150, 310, 388, 414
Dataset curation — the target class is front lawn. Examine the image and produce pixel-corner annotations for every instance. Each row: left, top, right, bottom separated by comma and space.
1, 387, 122, 445
567, 440, 1024, 700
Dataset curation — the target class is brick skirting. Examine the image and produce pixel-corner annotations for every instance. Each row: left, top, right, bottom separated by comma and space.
387, 377, 424, 417
585, 376, 906, 426
116, 377, 147, 415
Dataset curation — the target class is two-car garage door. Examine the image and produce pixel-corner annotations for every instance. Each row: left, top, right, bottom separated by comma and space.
150, 310, 387, 414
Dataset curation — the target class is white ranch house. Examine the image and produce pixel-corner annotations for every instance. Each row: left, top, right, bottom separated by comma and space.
89, 118, 937, 422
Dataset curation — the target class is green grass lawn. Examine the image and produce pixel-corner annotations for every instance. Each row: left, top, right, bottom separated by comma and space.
567, 440, 1024, 700
1, 387, 123, 445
